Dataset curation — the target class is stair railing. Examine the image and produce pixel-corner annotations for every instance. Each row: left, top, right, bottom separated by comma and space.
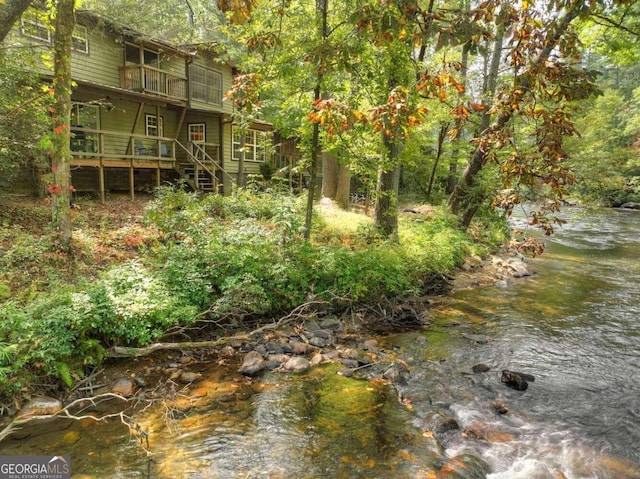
174, 140, 236, 191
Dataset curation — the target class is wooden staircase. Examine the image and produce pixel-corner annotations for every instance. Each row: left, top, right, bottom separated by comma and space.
174, 141, 234, 194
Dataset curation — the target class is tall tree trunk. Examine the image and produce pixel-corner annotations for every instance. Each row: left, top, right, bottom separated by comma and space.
449, 24, 504, 225
303, 0, 328, 240
321, 150, 338, 198
304, 86, 321, 240
426, 123, 449, 200
445, 40, 470, 195
447, 5, 585, 227
448, 21, 503, 221
335, 162, 351, 209
375, 133, 400, 239
0, 0, 32, 43
237, 135, 246, 188
50, 0, 75, 254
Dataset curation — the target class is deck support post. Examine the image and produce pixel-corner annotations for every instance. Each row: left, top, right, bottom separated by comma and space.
99, 164, 105, 203
129, 165, 135, 200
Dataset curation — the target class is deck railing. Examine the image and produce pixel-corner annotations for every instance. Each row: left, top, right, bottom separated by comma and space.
119, 65, 188, 101
69, 127, 177, 163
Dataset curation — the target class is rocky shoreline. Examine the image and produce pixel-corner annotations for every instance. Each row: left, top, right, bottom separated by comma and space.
8, 249, 535, 435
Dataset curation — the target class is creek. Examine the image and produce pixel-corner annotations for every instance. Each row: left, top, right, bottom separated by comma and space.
1, 207, 639, 478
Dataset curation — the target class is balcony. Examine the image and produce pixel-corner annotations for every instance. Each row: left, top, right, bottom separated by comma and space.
119, 65, 188, 102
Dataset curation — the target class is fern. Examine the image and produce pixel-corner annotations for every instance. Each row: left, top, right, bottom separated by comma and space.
0, 342, 18, 365
55, 362, 74, 388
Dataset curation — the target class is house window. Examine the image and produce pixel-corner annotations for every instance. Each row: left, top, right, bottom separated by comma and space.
71, 25, 89, 54
232, 128, 271, 162
21, 13, 89, 53
71, 103, 99, 129
145, 114, 163, 137
20, 13, 50, 43
190, 65, 222, 106
188, 124, 206, 142
125, 44, 160, 66
70, 102, 99, 153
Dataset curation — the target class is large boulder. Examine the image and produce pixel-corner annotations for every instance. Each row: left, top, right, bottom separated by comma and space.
239, 351, 266, 376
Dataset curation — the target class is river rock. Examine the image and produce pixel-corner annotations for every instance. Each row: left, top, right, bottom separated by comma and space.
463, 420, 515, 443
288, 340, 312, 355
309, 336, 329, 348
341, 358, 360, 369
19, 396, 63, 417
254, 344, 268, 356
219, 345, 236, 358
508, 259, 533, 278
283, 356, 311, 373
239, 351, 266, 376
265, 340, 284, 354
383, 363, 409, 385
501, 369, 534, 391
362, 339, 379, 352
178, 371, 202, 384
472, 363, 491, 373
491, 400, 509, 414
462, 333, 492, 344
111, 378, 135, 397
265, 354, 290, 369
318, 315, 341, 330
436, 417, 460, 433
310, 329, 332, 339
621, 202, 640, 209
343, 348, 372, 365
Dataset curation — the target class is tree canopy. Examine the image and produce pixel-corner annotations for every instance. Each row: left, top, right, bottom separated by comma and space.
2, 0, 639, 244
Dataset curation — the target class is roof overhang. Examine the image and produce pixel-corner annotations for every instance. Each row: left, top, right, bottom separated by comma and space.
75, 10, 194, 58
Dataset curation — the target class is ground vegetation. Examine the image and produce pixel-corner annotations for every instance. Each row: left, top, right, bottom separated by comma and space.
0, 188, 508, 407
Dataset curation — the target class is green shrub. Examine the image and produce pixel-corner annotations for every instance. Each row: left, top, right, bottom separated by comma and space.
0, 292, 97, 398
86, 260, 196, 346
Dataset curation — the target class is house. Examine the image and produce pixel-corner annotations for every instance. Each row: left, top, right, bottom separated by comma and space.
7, 8, 276, 201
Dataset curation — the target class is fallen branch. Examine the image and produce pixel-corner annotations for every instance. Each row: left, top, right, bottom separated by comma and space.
108, 336, 248, 358
108, 297, 336, 358
0, 393, 129, 443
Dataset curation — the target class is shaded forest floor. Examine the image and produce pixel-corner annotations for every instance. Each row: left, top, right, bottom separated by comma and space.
0, 193, 155, 298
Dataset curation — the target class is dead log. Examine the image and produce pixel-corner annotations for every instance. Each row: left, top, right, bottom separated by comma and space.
108, 337, 247, 358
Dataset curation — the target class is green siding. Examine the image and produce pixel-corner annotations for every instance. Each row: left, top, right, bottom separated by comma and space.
71, 26, 122, 87
161, 55, 186, 77
98, 100, 178, 155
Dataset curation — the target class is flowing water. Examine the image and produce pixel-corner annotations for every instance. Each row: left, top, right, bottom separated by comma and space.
2, 208, 639, 478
